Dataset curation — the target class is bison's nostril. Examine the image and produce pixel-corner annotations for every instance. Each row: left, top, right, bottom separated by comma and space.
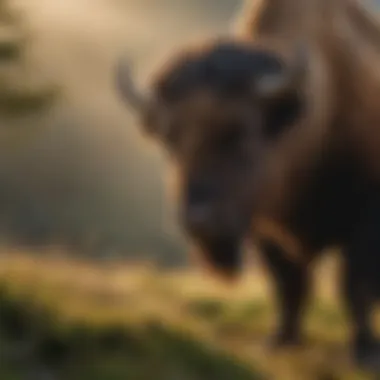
183, 181, 218, 233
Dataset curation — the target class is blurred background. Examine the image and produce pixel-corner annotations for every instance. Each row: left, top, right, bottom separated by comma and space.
0, 0, 243, 265
0, 0, 379, 379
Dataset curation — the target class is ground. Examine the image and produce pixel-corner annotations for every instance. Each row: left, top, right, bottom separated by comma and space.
0, 250, 377, 380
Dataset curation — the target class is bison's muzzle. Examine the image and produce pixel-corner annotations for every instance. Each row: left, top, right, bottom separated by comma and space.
181, 190, 246, 281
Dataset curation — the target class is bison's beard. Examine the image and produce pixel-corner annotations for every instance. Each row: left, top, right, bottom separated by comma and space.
190, 236, 243, 282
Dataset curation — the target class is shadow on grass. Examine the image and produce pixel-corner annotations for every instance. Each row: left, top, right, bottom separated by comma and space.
0, 284, 261, 380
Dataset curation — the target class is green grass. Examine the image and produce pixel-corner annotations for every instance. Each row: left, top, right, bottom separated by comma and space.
0, 253, 376, 380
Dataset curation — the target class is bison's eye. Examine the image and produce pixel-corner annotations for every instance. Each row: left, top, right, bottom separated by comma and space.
165, 123, 179, 145
264, 93, 303, 139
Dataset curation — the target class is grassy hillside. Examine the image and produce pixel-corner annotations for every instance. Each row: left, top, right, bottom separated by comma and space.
0, 252, 376, 380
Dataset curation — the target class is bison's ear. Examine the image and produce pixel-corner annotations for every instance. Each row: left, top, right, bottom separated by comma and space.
115, 57, 171, 138
262, 90, 304, 139
253, 43, 308, 139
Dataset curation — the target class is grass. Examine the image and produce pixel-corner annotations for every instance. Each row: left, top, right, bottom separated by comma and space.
0, 251, 376, 380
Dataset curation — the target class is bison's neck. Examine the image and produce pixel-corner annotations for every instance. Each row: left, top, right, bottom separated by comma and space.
285, 146, 375, 253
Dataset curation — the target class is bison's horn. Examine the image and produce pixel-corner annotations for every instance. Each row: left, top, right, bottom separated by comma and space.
116, 56, 152, 114
115, 56, 172, 138
256, 42, 308, 99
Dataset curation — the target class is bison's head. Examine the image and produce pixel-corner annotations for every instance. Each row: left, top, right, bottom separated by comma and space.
116, 38, 308, 279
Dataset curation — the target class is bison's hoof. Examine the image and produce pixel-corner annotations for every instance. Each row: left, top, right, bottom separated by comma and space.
355, 339, 380, 374
265, 330, 304, 351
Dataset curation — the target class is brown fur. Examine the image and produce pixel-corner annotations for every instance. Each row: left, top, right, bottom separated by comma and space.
117, 0, 380, 265
118, 0, 380, 263
117, 0, 380, 369
231, 0, 380, 249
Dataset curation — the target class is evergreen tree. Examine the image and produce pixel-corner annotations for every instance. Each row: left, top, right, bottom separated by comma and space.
0, 0, 58, 116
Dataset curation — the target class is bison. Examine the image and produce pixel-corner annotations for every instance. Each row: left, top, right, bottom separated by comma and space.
116, 0, 380, 371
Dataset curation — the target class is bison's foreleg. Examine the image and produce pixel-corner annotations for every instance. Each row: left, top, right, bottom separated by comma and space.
341, 255, 379, 371
259, 240, 310, 348
343, 199, 380, 373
